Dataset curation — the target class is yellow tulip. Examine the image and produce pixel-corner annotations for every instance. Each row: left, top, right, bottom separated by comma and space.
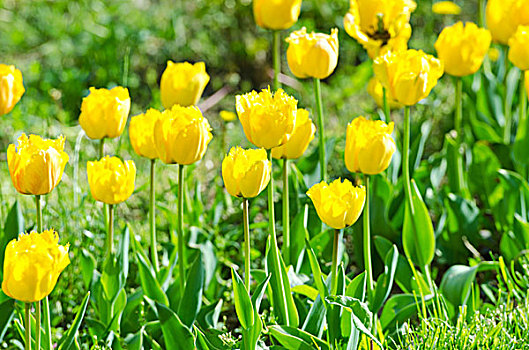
285, 27, 339, 80
432, 1, 461, 15
220, 110, 237, 122
0, 64, 25, 116
345, 116, 396, 175
486, 0, 529, 45
236, 87, 297, 149
344, 0, 417, 58
488, 47, 501, 62
367, 77, 403, 110
222, 147, 271, 198
129, 108, 162, 159
160, 61, 210, 109
2, 229, 70, 303
87, 156, 136, 205
253, 0, 302, 30
154, 105, 212, 165
79, 86, 130, 140
373, 49, 444, 106
509, 26, 529, 71
272, 108, 315, 159
306, 178, 366, 229
7, 134, 69, 196
434, 22, 491, 77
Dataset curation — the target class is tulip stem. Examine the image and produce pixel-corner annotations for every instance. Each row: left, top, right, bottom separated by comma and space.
99, 138, 105, 159
150, 159, 159, 273
363, 174, 374, 293
178, 164, 186, 288
282, 158, 290, 265
313, 78, 326, 182
243, 198, 251, 291
25, 303, 31, 350
330, 229, 340, 295
454, 77, 467, 196
382, 87, 390, 122
36, 302, 41, 350
273, 30, 281, 90
504, 55, 513, 143
108, 204, 114, 255
35, 195, 42, 232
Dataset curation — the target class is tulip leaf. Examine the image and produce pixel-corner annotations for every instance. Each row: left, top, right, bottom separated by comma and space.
304, 239, 328, 306
0, 296, 14, 343
178, 252, 205, 328
1, 201, 24, 279
231, 268, 254, 330
136, 252, 169, 306
402, 180, 435, 268
380, 293, 434, 332
58, 291, 90, 350
155, 302, 195, 350
268, 325, 329, 350
370, 245, 398, 313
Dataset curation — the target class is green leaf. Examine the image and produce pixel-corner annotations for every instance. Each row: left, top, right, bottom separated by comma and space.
370, 245, 398, 313
58, 292, 90, 350
402, 180, 435, 268
136, 252, 169, 306
265, 234, 299, 327
248, 274, 271, 347
380, 293, 434, 331
231, 268, 254, 330
290, 206, 309, 267
178, 253, 205, 328
268, 325, 329, 350
80, 249, 96, 289
156, 302, 195, 350
1, 201, 24, 279
0, 298, 14, 343
304, 239, 327, 306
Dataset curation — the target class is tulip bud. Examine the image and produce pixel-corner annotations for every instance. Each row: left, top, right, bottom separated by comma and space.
220, 110, 237, 122
272, 108, 315, 159
222, 147, 271, 198
7, 134, 69, 196
79, 86, 131, 140
236, 87, 297, 149
373, 49, 444, 106
129, 108, 162, 159
508, 26, 529, 71
432, 1, 461, 15
345, 116, 396, 175
0, 64, 25, 116
367, 77, 403, 110
2, 229, 70, 303
434, 22, 491, 77
160, 61, 210, 109
154, 105, 212, 165
344, 0, 416, 58
253, 0, 302, 31
286, 27, 339, 80
87, 156, 136, 205
307, 178, 366, 229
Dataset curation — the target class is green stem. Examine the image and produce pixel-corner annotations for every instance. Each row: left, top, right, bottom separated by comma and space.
36, 302, 41, 350
382, 87, 391, 122
403, 107, 414, 215
150, 159, 159, 273
313, 78, 326, 182
455, 77, 463, 144
25, 303, 31, 350
178, 164, 186, 287
108, 204, 114, 255
520, 70, 527, 137
243, 198, 251, 291
330, 229, 340, 295
504, 54, 512, 143
282, 158, 290, 265
273, 30, 281, 90
363, 174, 374, 293
35, 195, 42, 232
478, 0, 484, 27
99, 138, 105, 159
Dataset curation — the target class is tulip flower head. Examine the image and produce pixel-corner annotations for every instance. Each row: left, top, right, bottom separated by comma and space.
87, 156, 136, 205
222, 147, 271, 198
154, 105, 212, 165
344, 0, 417, 58
129, 108, 163, 159
253, 0, 302, 30
286, 27, 339, 80
272, 108, 316, 159
236, 87, 297, 149
307, 178, 366, 229
486, 0, 529, 45
345, 116, 396, 175
160, 61, 210, 109
373, 49, 444, 106
0, 64, 25, 116
7, 134, 69, 196
508, 26, 529, 71
79, 86, 131, 140
434, 22, 491, 77
2, 229, 70, 303
367, 77, 403, 110
432, 1, 461, 15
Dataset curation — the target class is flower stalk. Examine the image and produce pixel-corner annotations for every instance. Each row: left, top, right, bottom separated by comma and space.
273, 30, 281, 90
330, 229, 340, 295
108, 204, 114, 256
363, 174, 374, 293
150, 159, 159, 272
243, 198, 251, 290
282, 159, 290, 265
313, 78, 326, 181
25, 303, 31, 350
178, 164, 186, 289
